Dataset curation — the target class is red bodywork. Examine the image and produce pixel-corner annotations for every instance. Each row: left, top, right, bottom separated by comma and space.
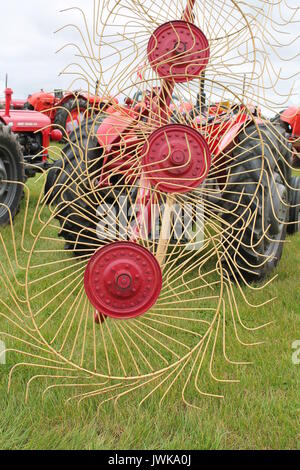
0, 98, 26, 110
95, 94, 258, 242
0, 109, 52, 158
97, 101, 254, 174
26, 90, 118, 130
280, 106, 300, 152
0, 88, 61, 161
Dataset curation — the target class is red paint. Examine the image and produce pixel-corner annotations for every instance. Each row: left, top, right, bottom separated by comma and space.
280, 106, 300, 138
142, 124, 211, 193
0, 87, 53, 159
26, 90, 118, 135
96, 108, 143, 182
84, 242, 162, 320
217, 122, 245, 155
4, 88, 13, 117
97, 109, 137, 148
65, 106, 86, 134
50, 129, 63, 142
148, 21, 210, 83
0, 108, 51, 131
193, 108, 251, 157
0, 98, 26, 110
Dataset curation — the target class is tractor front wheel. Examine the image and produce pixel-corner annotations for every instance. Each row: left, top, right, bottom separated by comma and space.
0, 124, 24, 226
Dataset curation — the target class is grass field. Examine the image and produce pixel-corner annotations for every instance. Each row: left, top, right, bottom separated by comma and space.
0, 147, 299, 450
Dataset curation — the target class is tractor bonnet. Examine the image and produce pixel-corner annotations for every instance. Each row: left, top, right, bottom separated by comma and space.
0, 108, 51, 132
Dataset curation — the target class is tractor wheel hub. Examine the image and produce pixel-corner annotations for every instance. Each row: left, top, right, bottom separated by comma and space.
148, 20, 210, 83
0, 159, 8, 198
84, 242, 162, 319
142, 124, 211, 193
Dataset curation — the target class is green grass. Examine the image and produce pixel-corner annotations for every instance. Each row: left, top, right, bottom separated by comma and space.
0, 149, 299, 450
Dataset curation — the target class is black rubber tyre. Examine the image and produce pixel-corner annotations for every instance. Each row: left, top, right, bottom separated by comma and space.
45, 118, 105, 257
54, 98, 88, 135
220, 123, 291, 283
0, 124, 24, 226
23, 102, 34, 111
287, 175, 300, 234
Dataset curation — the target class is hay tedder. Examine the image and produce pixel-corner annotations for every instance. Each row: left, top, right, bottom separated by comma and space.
1, 0, 300, 406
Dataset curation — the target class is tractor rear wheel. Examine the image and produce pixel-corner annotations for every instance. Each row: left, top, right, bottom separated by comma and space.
54, 98, 89, 136
45, 118, 105, 256
23, 102, 34, 111
288, 175, 300, 234
0, 124, 24, 226
221, 124, 291, 283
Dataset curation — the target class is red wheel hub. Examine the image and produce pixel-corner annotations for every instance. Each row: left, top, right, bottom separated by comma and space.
84, 242, 162, 320
148, 20, 210, 83
142, 124, 211, 193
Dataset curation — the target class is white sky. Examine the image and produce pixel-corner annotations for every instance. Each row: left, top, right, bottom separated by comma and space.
0, 0, 87, 98
0, 0, 299, 112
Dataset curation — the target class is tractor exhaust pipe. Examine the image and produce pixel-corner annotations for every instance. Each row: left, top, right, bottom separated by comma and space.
4, 75, 12, 118
4, 88, 13, 118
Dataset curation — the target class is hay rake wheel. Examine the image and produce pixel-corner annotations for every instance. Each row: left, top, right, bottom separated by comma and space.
0, 0, 299, 408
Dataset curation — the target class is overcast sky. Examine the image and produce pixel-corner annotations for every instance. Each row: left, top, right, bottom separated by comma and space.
0, 0, 87, 98
0, 0, 299, 110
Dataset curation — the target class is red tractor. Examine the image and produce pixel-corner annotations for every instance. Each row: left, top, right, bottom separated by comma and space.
273, 106, 300, 168
273, 105, 300, 234
0, 87, 62, 226
1, 1, 300, 326
24, 89, 117, 135
45, 83, 300, 293
0, 97, 26, 110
